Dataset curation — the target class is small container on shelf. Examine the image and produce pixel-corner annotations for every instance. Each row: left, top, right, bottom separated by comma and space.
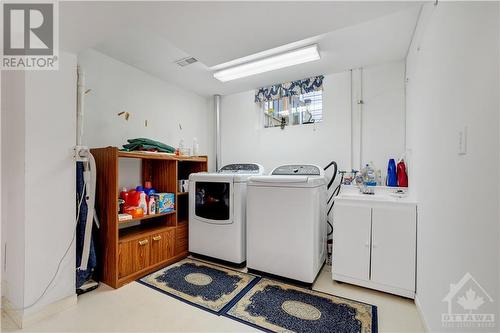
118, 213, 132, 222
124, 206, 144, 218
178, 180, 189, 193
154, 193, 175, 213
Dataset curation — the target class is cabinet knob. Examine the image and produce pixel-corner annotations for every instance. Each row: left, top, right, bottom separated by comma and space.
372, 243, 378, 249
138, 239, 149, 246
153, 235, 162, 241
364, 242, 370, 248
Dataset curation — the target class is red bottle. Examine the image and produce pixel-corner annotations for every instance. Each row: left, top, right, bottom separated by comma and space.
397, 159, 408, 187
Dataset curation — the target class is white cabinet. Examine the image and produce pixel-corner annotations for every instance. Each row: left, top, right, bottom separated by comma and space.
333, 204, 372, 281
371, 206, 416, 292
332, 194, 417, 298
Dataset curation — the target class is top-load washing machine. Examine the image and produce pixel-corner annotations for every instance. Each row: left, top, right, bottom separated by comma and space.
189, 163, 264, 265
246, 164, 327, 284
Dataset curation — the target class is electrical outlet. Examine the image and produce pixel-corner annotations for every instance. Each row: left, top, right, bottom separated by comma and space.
458, 126, 468, 155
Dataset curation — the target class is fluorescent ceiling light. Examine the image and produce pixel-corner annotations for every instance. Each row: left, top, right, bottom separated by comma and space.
213, 44, 320, 82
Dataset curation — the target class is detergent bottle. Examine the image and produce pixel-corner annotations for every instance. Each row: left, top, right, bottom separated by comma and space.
387, 159, 398, 187
397, 159, 408, 187
138, 192, 148, 215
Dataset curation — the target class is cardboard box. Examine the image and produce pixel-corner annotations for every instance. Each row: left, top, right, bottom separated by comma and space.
154, 193, 175, 213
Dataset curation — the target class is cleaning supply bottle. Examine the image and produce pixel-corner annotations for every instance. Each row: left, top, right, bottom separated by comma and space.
397, 159, 408, 187
148, 196, 156, 215
387, 159, 398, 187
138, 192, 148, 215
362, 163, 377, 186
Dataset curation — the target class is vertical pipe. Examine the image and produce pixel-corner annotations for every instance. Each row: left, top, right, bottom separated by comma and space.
214, 95, 221, 171
359, 67, 364, 169
349, 69, 354, 170
76, 66, 84, 146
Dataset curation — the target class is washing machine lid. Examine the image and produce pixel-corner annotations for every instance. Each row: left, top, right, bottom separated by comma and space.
219, 163, 264, 174
248, 164, 325, 188
217, 163, 265, 182
271, 164, 324, 177
189, 173, 236, 182
248, 175, 326, 188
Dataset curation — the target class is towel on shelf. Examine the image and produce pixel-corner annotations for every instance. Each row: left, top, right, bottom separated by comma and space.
122, 138, 176, 153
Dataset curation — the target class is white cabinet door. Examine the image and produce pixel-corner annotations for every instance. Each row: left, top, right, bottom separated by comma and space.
333, 203, 372, 281
371, 206, 416, 291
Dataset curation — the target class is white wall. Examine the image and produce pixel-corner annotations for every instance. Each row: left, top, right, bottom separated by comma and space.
406, 2, 499, 331
220, 61, 406, 176
78, 49, 215, 172
361, 63, 406, 173
1, 52, 77, 323
1, 71, 26, 310
23, 52, 77, 313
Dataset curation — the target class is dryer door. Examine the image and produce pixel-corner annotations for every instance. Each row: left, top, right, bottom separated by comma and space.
190, 175, 234, 225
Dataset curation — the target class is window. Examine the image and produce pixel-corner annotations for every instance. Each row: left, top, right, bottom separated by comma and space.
262, 90, 323, 128
255, 75, 324, 129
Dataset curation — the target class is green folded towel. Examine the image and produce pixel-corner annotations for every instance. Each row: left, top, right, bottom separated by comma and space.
122, 138, 175, 153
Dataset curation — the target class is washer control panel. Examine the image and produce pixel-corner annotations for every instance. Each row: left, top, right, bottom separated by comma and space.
219, 163, 263, 174
272, 165, 321, 176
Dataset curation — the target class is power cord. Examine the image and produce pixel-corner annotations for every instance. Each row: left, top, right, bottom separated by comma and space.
11, 181, 87, 311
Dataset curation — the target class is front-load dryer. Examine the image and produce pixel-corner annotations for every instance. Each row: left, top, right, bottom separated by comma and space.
246, 165, 327, 284
189, 163, 264, 265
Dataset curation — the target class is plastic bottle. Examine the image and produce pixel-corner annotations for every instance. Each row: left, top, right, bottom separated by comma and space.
119, 187, 129, 202
362, 163, 377, 186
138, 192, 148, 214
387, 159, 398, 187
397, 159, 408, 187
192, 137, 199, 156
148, 196, 156, 215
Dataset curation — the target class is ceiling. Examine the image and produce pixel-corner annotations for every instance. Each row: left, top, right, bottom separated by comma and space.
60, 2, 422, 96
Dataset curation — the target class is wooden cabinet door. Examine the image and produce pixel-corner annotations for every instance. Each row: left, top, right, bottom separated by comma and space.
118, 241, 134, 279
371, 206, 416, 291
118, 237, 150, 279
151, 230, 175, 265
332, 203, 372, 281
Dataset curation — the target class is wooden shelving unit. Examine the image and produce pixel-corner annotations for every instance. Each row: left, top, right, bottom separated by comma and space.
91, 147, 208, 288
119, 211, 176, 224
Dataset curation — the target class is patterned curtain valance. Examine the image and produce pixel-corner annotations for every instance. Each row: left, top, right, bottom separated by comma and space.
254, 75, 324, 103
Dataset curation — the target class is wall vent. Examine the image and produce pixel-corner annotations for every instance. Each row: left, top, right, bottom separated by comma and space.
175, 57, 198, 67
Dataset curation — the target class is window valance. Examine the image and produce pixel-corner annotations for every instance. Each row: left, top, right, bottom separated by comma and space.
254, 75, 324, 103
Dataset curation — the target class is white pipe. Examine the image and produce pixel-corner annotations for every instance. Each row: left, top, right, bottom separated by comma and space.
77, 66, 85, 146
359, 67, 364, 169
349, 69, 354, 170
215, 95, 221, 171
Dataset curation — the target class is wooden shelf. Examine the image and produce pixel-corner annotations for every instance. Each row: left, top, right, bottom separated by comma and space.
118, 150, 207, 162
177, 192, 188, 196
118, 211, 175, 224
91, 146, 207, 289
119, 224, 176, 243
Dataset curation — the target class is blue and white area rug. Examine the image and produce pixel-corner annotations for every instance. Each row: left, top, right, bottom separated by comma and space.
140, 260, 377, 332
138, 258, 259, 314
225, 278, 378, 333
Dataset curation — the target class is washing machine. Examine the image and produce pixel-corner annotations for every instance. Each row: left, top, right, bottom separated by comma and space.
189, 163, 264, 265
246, 164, 327, 284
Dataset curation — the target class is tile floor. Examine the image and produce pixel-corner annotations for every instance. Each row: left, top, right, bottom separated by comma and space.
2, 264, 425, 332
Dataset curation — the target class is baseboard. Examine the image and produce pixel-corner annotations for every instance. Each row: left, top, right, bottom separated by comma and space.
333, 273, 415, 299
2, 294, 77, 328
414, 294, 430, 333
2, 297, 23, 328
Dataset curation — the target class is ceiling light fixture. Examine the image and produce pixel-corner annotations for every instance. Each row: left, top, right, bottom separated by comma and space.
213, 44, 320, 82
